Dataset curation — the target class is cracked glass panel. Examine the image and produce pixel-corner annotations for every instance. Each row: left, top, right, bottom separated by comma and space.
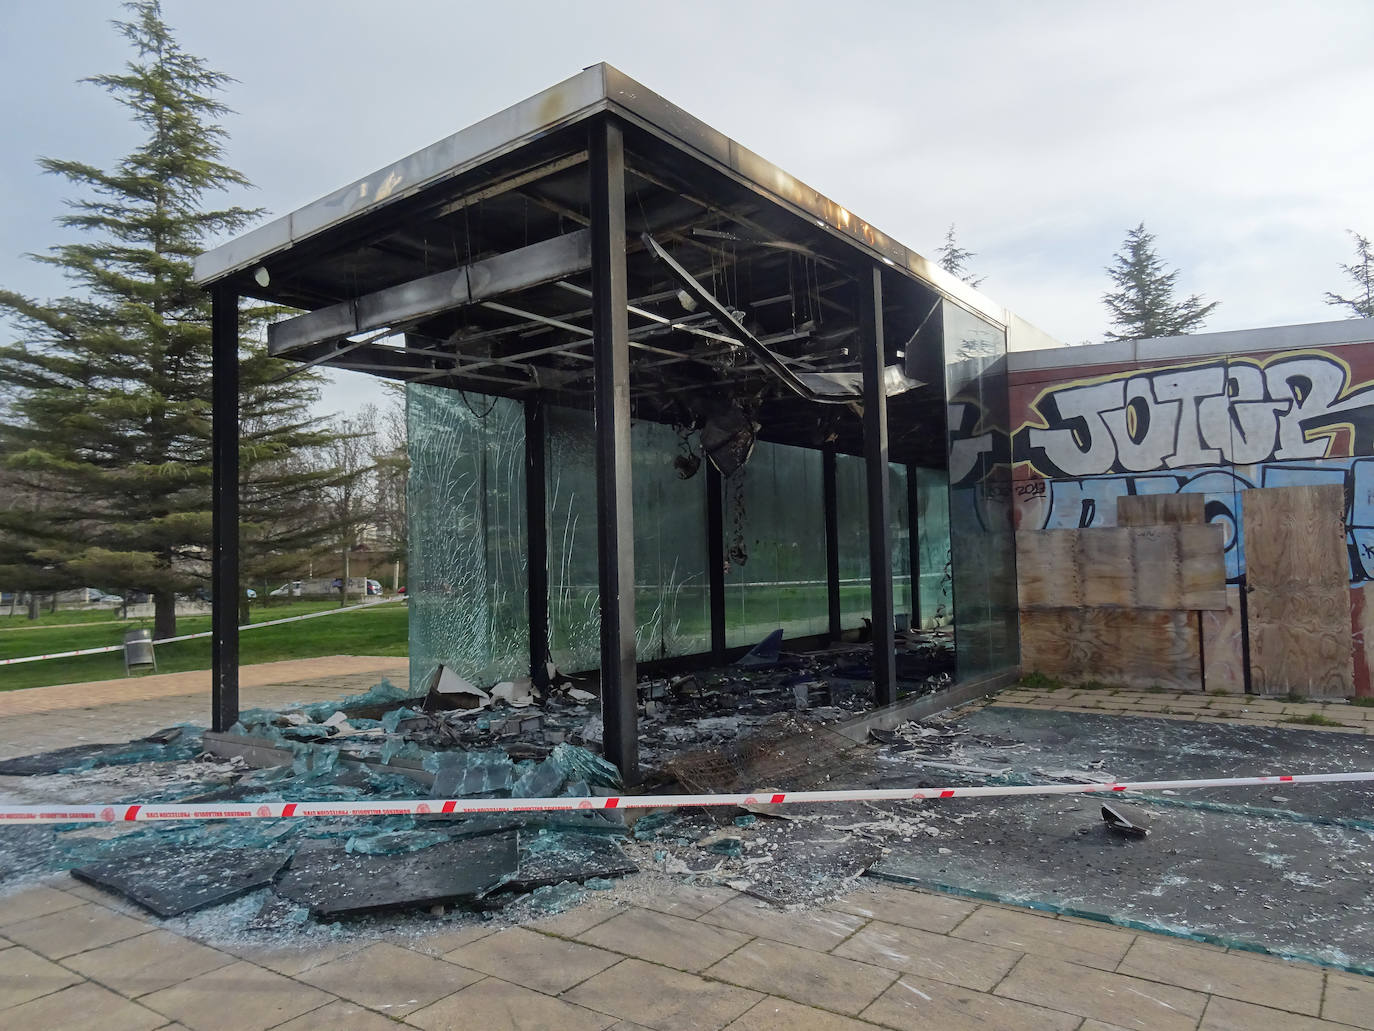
723, 441, 828, 646
943, 300, 1019, 676
915, 466, 953, 627
545, 407, 710, 670
406, 385, 527, 692
834, 456, 914, 630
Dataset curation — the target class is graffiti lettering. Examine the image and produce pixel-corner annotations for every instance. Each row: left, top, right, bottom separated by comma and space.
1016, 353, 1374, 478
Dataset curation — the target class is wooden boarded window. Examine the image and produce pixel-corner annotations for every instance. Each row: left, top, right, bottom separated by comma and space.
1242, 484, 1353, 697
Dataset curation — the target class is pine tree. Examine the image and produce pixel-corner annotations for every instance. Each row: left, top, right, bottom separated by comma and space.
1102, 223, 1218, 342
0, 1, 337, 638
1325, 230, 1374, 318
935, 224, 985, 288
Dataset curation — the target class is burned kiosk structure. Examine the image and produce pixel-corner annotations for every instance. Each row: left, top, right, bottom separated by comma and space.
196, 65, 1040, 780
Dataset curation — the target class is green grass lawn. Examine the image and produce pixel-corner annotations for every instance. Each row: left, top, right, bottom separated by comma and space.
0, 601, 408, 692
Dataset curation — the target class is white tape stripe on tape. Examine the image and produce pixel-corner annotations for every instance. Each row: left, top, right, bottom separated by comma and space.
0, 598, 405, 666
0, 770, 1370, 824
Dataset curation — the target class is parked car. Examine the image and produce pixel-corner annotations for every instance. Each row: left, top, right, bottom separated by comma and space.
270, 581, 303, 597
245, 588, 257, 600
96, 593, 123, 604
366, 579, 382, 596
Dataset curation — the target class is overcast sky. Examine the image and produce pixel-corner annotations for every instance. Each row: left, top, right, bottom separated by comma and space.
3, 0, 1372, 418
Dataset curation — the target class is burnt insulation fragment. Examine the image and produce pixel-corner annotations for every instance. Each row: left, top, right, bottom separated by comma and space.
71, 847, 290, 917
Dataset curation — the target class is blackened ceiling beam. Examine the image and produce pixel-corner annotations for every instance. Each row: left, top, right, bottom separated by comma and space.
267, 230, 592, 356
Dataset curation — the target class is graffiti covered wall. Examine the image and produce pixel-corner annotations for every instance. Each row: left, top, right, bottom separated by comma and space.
1008, 333, 1374, 695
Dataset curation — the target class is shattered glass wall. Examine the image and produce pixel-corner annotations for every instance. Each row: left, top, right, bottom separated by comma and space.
835, 456, 914, 629
545, 407, 600, 673
915, 466, 953, 626
407, 385, 528, 693
723, 442, 829, 646
545, 407, 709, 670
944, 300, 1020, 676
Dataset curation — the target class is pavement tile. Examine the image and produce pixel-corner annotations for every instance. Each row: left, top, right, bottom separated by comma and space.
564, 958, 761, 1031
577, 906, 752, 972
635, 883, 738, 919
62, 929, 235, 998
833, 919, 1019, 991
59, 877, 149, 916
445, 926, 619, 994
723, 995, 878, 1030
952, 905, 1134, 971
294, 941, 481, 1017
220, 938, 368, 977
0, 944, 84, 1009
1199, 994, 1345, 1030
995, 954, 1206, 1031
139, 961, 333, 1031
404, 921, 496, 956
0, 980, 165, 1031
408, 976, 615, 1031
607, 1023, 656, 1031
829, 885, 977, 933
1117, 934, 1323, 1014
0, 885, 86, 926
268, 999, 408, 1031
1325, 972, 1374, 1029
526, 899, 620, 937
705, 938, 896, 1015
2, 901, 149, 959
699, 896, 866, 951
861, 974, 1080, 1031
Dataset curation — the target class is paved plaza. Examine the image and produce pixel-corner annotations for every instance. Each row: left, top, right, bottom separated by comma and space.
0, 662, 1370, 1029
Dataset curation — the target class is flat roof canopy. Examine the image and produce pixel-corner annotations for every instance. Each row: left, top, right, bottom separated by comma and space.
196, 64, 1041, 464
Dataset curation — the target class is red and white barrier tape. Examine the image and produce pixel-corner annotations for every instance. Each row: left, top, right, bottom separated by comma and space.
1, 770, 1369, 825
0, 597, 405, 667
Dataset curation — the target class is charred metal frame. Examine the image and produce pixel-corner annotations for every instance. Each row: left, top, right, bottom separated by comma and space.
524, 400, 549, 694
210, 286, 239, 733
588, 119, 639, 780
196, 65, 1035, 776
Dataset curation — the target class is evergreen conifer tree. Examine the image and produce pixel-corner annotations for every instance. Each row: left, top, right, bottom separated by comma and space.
0, 1, 337, 637
935, 224, 985, 288
1325, 230, 1374, 319
1102, 223, 1217, 342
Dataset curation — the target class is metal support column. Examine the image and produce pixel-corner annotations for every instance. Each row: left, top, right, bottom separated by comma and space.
589, 117, 639, 782
210, 285, 240, 732
525, 400, 550, 693
906, 464, 921, 630
706, 463, 727, 664
823, 448, 842, 640
860, 267, 897, 702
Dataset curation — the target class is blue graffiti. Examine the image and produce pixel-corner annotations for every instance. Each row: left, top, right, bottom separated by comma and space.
1028, 457, 1374, 584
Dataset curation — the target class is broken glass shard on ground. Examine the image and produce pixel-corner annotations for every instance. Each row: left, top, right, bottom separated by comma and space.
498, 831, 638, 894
273, 834, 518, 918
0, 728, 201, 776
71, 847, 290, 917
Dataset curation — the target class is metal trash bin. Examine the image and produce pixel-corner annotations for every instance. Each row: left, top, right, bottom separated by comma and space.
123, 629, 156, 674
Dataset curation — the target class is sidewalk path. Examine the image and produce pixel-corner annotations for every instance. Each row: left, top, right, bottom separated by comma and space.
0, 872, 1367, 1030
0, 656, 408, 759
0, 672, 1369, 1026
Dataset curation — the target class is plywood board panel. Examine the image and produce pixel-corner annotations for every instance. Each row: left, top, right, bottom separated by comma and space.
1016, 530, 1080, 609
1243, 484, 1353, 697
1176, 525, 1228, 611
1132, 526, 1179, 609
1018, 526, 1225, 611
1019, 608, 1202, 692
1078, 530, 1135, 608
1201, 585, 1244, 694
1117, 493, 1205, 526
